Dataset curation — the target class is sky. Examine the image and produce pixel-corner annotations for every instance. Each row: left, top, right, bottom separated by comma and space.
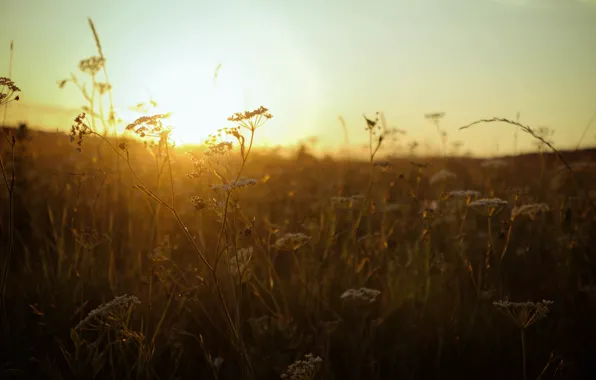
1, 0, 595, 156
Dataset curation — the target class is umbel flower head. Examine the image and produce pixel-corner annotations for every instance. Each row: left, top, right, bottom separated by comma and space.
273, 233, 311, 250
444, 190, 481, 205
227, 106, 272, 131
0, 77, 21, 106
469, 197, 508, 216
125, 113, 172, 138
229, 247, 253, 283
75, 294, 141, 330
340, 287, 381, 306
78, 56, 105, 76
280, 353, 323, 380
493, 299, 554, 329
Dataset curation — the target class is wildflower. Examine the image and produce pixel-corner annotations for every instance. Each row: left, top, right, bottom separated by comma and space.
204, 141, 233, 156
210, 177, 257, 192
229, 247, 253, 283
481, 159, 508, 169
280, 353, 323, 380
493, 299, 554, 329
149, 235, 172, 262
447, 190, 481, 199
190, 196, 206, 210
94, 82, 112, 95
429, 169, 456, 185
69, 113, 93, 151
78, 56, 105, 76
469, 197, 508, 216
511, 203, 550, 220
75, 294, 141, 330
340, 287, 381, 305
273, 233, 311, 250
227, 106, 272, 131
0, 77, 21, 105
125, 113, 172, 138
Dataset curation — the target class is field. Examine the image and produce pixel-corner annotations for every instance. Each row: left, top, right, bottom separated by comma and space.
2, 24, 596, 380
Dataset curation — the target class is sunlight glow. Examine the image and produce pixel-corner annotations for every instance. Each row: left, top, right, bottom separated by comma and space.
161, 68, 247, 146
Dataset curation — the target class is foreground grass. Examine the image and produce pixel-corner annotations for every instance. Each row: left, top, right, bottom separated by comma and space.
1, 123, 596, 379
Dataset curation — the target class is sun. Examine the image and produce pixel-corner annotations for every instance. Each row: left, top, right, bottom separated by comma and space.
166, 77, 247, 146
116, 65, 248, 147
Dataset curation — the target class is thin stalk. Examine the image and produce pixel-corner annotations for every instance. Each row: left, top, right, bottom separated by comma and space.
521, 328, 527, 380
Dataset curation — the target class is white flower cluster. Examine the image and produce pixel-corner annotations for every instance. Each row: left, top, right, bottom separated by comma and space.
280, 353, 323, 380
429, 169, 456, 185
468, 198, 508, 208
210, 177, 257, 192
273, 233, 311, 250
340, 287, 381, 305
481, 159, 508, 169
75, 294, 141, 330
229, 247, 253, 282
448, 190, 481, 199
511, 203, 550, 220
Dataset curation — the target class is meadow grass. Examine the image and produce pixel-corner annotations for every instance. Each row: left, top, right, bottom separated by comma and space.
1, 19, 596, 380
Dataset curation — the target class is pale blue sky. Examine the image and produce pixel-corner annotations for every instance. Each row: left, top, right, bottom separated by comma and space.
1, 0, 595, 155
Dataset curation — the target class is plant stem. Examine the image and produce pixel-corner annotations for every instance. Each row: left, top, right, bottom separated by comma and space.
521, 328, 527, 380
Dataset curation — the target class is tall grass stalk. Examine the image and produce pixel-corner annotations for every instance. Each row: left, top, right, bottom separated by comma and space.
0, 41, 18, 335
460, 117, 596, 215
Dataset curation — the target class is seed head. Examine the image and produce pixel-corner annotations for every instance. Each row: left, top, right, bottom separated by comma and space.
78, 56, 105, 76
125, 113, 172, 138
229, 247, 253, 283
511, 203, 550, 220
190, 196, 206, 210
273, 233, 311, 250
469, 197, 508, 216
340, 287, 381, 305
0, 77, 21, 105
429, 169, 456, 185
75, 294, 141, 330
493, 299, 554, 329
227, 106, 272, 131
280, 353, 323, 380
